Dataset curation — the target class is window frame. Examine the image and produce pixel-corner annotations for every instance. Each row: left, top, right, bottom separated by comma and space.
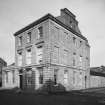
26, 48, 32, 65
38, 26, 43, 39
12, 70, 15, 84
54, 69, 58, 85
26, 70, 32, 85
18, 36, 22, 46
27, 32, 31, 43
5, 71, 8, 83
64, 70, 68, 84
17, 51, 22, 66
73, 52, 76, 66
36, 45, 43, 64
73, 37, 76, 46
38, 67, 43, 84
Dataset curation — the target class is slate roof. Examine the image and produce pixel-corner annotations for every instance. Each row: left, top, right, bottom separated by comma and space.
14, 12, 88, 42
90, 66, 105, 77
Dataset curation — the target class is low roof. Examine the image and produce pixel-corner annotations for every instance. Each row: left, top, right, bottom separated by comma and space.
3, 63, 17, 71
0, 58, 7, 66
90, 66, 105, 77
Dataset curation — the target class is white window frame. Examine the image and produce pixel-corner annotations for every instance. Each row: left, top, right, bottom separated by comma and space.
80, 55, 83, 68
26, 70, 32, 85
17, 51, 22, 66
5, 71, 8, 83
64, 70, 68, 84
73, 37, 76, 45
18, 36, 22, 46
38, 26, 43, 39
78, 72, 82, 86
12, 70, 15, 84
36, 46, 43, 64
27, 32, 31, 43
73, 71, 76, 84
26, 48, 32, 65
53, 46, 59, 63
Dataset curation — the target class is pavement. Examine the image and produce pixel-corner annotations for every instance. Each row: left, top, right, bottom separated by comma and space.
0, 87, 105, 105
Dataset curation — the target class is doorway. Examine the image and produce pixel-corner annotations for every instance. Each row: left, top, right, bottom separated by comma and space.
85, 76, 87, 88
19, 75, 23, 89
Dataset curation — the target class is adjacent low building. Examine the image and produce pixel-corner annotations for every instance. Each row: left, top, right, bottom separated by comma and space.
2, 63, 19, 88
2, 8, 90, 91
0, 58, 7, 87
90, 66, 105, 88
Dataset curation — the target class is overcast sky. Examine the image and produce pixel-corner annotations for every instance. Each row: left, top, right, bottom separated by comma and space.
0, 0, 105, 67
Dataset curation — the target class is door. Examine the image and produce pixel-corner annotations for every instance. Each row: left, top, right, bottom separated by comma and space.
19, 75, 23, 89
85, 76, 87, 88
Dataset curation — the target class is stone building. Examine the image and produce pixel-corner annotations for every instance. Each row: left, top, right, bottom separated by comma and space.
0, 58, 7, 87
2, 63, 19, 88
90, 66, 105, 88
2, 8, 90, 91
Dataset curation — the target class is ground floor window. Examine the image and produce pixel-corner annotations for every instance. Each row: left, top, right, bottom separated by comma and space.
73, 71, 76, 84
26, 70, 32, 85
38, 67, 43, 84
5, 72, 8, 83
12, 71, 15, 84
64, 70, 68, 84
78, 72, 82, 86
54, 69, 58, 85
85, 76, 87, 88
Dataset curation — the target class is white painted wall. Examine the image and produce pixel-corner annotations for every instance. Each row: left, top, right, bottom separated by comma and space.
2, 69, 19, 88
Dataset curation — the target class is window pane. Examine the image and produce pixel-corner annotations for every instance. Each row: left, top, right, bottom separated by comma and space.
26, 48, 31, 65
27, 70, 32, 85
36, 46, 43, 64
18, 36, 22, 46
53, 46, 59, 63
78, 72, 82, 86
12, 71, 15, 83
5, 72, 8, 83
27, 32, 31, 43
39, 67, 43, 84
38, 26, 43, 38
18, 51, 22, 66
64, 70, 68, 84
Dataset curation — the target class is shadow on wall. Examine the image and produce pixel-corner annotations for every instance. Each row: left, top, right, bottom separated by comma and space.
36, 79, 66, 94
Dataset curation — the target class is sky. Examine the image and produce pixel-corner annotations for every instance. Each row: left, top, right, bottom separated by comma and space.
0, 0, 105, 67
